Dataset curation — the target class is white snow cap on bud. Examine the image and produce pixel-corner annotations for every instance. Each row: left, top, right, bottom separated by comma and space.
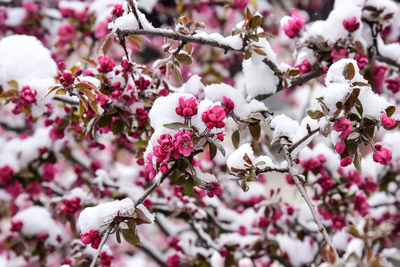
78, 198, 134, 233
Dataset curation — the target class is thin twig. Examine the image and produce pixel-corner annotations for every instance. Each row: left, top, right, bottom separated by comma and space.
255, 167, 289, 175
90, 224, 113, 267
281, 139, 339, 260
288, 128, 320, 153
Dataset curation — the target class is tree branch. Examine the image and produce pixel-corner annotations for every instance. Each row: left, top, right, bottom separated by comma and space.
90, 224, 113, 267
281, 138, 339, 261
288, 128, 320, 153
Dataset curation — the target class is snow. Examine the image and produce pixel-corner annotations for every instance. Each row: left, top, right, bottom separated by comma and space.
291, 117, 319, 156
305, 2, 364, 45
138, 0, 158, 13
242, 57, 279, 99
204, 83, 267, 118
78, 198, 135, 233
109, 6, 153, 31
0, 35, 57, 90
13, 206, 62, 245
194, 167, 217, 183
377, 36, 400, 65
80, 76, 101, 89
276, 234, 318, 266
4, 8, 26, 27
136, 203, 154, 223
325, 59, 365, 85
193, 31, 243, 51
226, 143, 254, 170
0, 127, 56, 172
270, 114, 299, 143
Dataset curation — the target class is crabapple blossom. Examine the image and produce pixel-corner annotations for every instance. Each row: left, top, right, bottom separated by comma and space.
342, 17, 360, 32
282, 15, 304, 38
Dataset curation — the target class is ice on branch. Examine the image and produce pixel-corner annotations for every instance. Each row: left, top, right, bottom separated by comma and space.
13, 206, 63, 245
78, 198, 134, 233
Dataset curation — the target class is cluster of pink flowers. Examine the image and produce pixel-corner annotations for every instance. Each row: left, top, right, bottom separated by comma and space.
57, 23, 76, 45
373, 144, 392, 165
342, 16, 360, 32
136, 108, 149, 124
0, 165, 14, 185
175, 97, 198, 117
354, 192, 369, 217
353, 53, 368, 70
12, 86, 37, 115
81, 229, 101, 249
42, 163, 57, 182
59, 5, 89, 23
100, 251, 113, 267
166, 253, 180, 267
10, 220, 23, 232
152, 131, 195, 173
206, 182, 222, 198
331, 49, 348, 63
202, 105, 226, 129
295, 59, 311, 75
97, 55, 116, 73
333, 118, 352, 140
60, 197, 81, 216
282, 15, 304, 38
135, 76, 151, 90
386, 77, 400, 94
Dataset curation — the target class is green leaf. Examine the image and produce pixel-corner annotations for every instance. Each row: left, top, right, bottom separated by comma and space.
253, 47, 266, 55
121, 219, 140, 246
209, 141, 217, 160
176, 53, 192, 65
232, 130, 240, 149
343, 62, 355, 80
232, 28, 242, 35
249, 123, 261, 141
385, 105, 396, 117
347, 226, 361, 238
112, 119, 125, 135
134, 140, 148, 148
135, 207, 153, 225
98, 115, 113, 127
307, 110, 324, 120
249, 15, 262, 29
116, 228, 121, 243
288, 69, 300, 76
184, 178, 195, 195
163, 122, 189, 130
212, 139, 226, 157
353, 149, 362, 173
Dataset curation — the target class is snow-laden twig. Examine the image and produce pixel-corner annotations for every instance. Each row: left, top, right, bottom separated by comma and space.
255, 166, 289, 175
90, 224, 113, 267
288, 128, 320, 153
280, 138, 339, 260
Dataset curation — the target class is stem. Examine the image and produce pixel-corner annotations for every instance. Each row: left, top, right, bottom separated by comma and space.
135, 164, 177, 206
288, 128, 320, 153
90, 224, 113, 267
281, 139, 339, 260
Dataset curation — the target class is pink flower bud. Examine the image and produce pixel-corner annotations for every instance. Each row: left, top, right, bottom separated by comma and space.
343, 17, 360, 32
111, 4, 124, 18
335, 142, 346, 154
175, 97, 198, 117
353, 54, 368, 70
386, 77, 400, 94
222, 96, 235, 115
97, 55, 115, 73
333, 118, 352, 140
80, 233, 92, 244
373, 144, 392, 165
381, 113, 397, 129
217, 132, 224, 142
340, 157, 352, 167
282, 16, 304, 38
57, 61, 66, 71
202, 105, 226, 129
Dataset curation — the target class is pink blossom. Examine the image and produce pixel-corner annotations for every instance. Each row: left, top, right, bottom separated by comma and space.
331, 49, 348, 63
10, 221, 23, 232
353, 54, 369, 70
331, 215, 346, 231
282, 16, 304, 38
258, 216, 270, 227
381, 113, 397, 129
217, 132, 224, 142
373, 65, 387, 94
316, 177, 336, 193
335, 142, 346, 154
222, 96, 235, 115
386, 77, 400, 94
135, 76, 151, 90
342, 17, 360, 32
97, 55, 116, 73
333, 118, 352, 140
100, 251, 113, 267
166, 254, 180, 267
19, 86, 37, 105
26, 181, 42, 197
111, 4, 124, 18
144, 153, 156, 180
95, 93, 109, 106
295, 59, 311, 75
57, 61, 66, 71
201, 105, 226, 129
340, 157, 352, 167
373, 144, 392, 165
58, 72, 75, 88
57, 24, 76, 43
153, 134, 174, 164
207, 182, 222, 198
173, 131, 194, 158
61, 197, 81, 216
234, 0, 248, 10
42, 163, 57, 182
6, 181, 23, 197
354, 192, 369, 217
361, 177, 378, 193
136, 108, 148, 124
175, 97, 198, 117
346, 170, 362, 187
0, 165, 14, 185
